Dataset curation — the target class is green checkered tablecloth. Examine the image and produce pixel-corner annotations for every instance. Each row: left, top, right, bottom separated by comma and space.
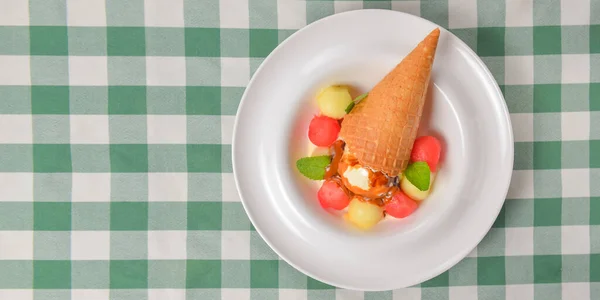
0, 0, 598, 299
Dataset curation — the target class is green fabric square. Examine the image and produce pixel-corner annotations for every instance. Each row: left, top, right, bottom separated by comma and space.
306, 1, 334, 24
0, 261, 32, 288
505, 256, 533, 284
250, 57, 264, 77
34, 231, 70, 260
492, 205, 506, 228
32, 86, 69, 114
420, 0, 448, 27
534, 113, 561, 141
185, 28, 220, 57
449, 257, 477, 286
33, 115, 70, 143
221, 144, 233, 173
534, 55, 561, 84
187, 144, 221, 172
0, 26, 29, 54
187, 231, 220, 259
71, 145, 110, 172
69, 86, 108, 114
477, 0, 505, 27
363, 1, 391, 9
222, 202, 252, 230
592, 254, 600, 281
108, 57, 147, 85
107, 27, 145, 56
110, 144, 149, 172
251, 289, 278, 300
148, 260, 186, 288
514, 142, 533, 170
30, 26, 67, 55
148, 145, 187, 172
188, 173, 221, 202
221, 87, 244, 115
534, 255, 562, 283
505, 199, 534, 227
0, 86, 31, 113
562, 84, 589, 112
109, 115, 147, 143
477, 257, 505, 285
278, 260, 306, 289
148, 202, 186, 230
562, 26, 589, 54
534, 26, 561, 55
187, 115, 221, 144
31, 56, 69, 85
534, 170, 562, 198
111, 290, 148, 300
34, 290, 70, 300
278, 30, 295, 44
534, 227, 561, 254
0, 144, 33, 172
147, 87, 186, 114
592, 198, 600, 225
505, 27, 533, 56
307, 277, 335, 289
251, 231, 278, 260
183, 0, 219, 27
72, 261, 109, 288
187, 86, 221, 115
0, 202, 33, 230
108, 86, 147, 114
481, 57, 505, 85
29, 0, 66, 25
477, 228, 505, 256
222, 260, 250, 288
72, 203, 110, 230
504, 85, 533, 113
34, 260, 71, 289
146, 27, 185, 56
534, 84, 561, 112
421, 271, 449, 287
250, 29, 279, 57
186, 57, 221, 85
110, 202, 148, 230
33, 144, 72, 172
110, 260, 148, 288
186, 260, 221, 288
187, 202, 222, 230
478, 286, 505, 300
477, 27, 505, 57
450, 28, 477, 52
563, 254, 590, 282
106, 0, 144, 26
111, 231, 147, 259
534, 198, 562, 226
251, 260, 279, 288
34, 173, 71, 202
591, 25, 600, 53
562, 198, 590, 225
34, 202, 71, 231
562, 141, 589, 168
533, 0, 561, 25
592, 84, 600, 110
534, 284, 561, 300
68, 27, 107, 55
249, 0, 278, 28
534, 141, 561, 169
591, 140, 600, 167
221, 29, 249, 57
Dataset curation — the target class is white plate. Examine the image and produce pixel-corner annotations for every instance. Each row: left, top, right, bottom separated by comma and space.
232, 10, 513, 291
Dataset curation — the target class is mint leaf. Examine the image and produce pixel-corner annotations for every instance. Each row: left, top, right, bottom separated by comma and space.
296, 155, 331, 180
404, 161, 430, 191
345, 102, 355, 114
345, 93, 368, 114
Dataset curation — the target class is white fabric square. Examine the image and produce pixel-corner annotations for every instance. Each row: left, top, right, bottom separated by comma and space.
72, 173, 110, 202
505, 56, 534, 85
146, 57, 186, 86
71, 290, 109, 300
148, 173, 188, 202
221, 115, 235, 145
392, 287, 421, 300
561, 226, 590, 255
448, 0, 477, 29
0, 0, 29, 25
222, 173, 241, 202
67, 0, 107, 26
561, 0, 590, 25
0, 173, 33, 202
148, 231, 187, 259
219, 0, 249, 28
277, 0, 306, 29
71, 231, 110, 260
562, 282, 590, 300
505, 227, 534, 255
222, 289, 250, 300
449, 286, 477, 300
510, 113, 533, 142
148, 289, 185, 300
221, 57, 250, 87
221, 231, 250, 259
147, 115, 186, 144
279, 289, 307, 300
562, 169, 590, 198
0, 231, 33, 259
334, 1, 363, 13
506, 284, 533, 300
0, 56, 30, 85
0, 115, 32, 143
70, 115, 110, 144
69, 56, 108, 86
562, 112, 590, 141
0, 290, 33, 300
505, 0, 533, 26
144, 0, 184, 27
391, 1, 420, 16
562, 54, 590, 84
507, 170, 534, 199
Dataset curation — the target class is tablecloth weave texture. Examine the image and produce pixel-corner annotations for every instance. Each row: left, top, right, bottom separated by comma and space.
0, 0, 599, 299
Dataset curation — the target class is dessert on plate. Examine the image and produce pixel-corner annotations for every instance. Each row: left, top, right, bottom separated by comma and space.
296, 28, 443, 230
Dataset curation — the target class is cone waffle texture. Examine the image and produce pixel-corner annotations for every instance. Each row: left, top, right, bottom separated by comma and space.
340, 28, 440, 177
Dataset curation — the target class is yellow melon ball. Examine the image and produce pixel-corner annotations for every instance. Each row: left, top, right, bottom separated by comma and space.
346, 198, 384, 230
317, 86, 353, 119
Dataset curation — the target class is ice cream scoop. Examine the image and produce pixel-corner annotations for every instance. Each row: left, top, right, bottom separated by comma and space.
337, 151, 393, 199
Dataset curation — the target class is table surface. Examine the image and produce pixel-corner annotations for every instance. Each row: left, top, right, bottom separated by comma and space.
0, 0, 598, 299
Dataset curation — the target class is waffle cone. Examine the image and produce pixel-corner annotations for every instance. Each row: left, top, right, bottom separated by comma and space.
340, 28, 440, 177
